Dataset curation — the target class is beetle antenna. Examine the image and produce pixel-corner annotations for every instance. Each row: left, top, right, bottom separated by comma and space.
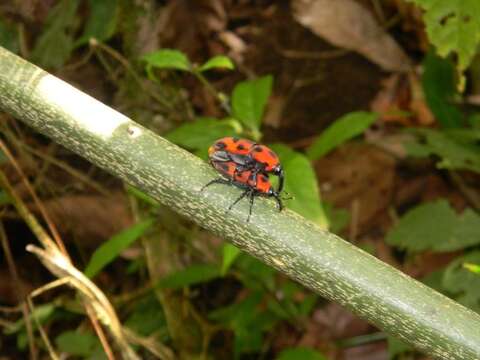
277, 167, 285, 193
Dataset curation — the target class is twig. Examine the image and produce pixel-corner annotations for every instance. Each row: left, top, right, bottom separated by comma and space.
124, 328, 175, 360
29, 278, 71, 298
276, 47, 348, 60
90, 39, 174, 111
16, 139, 109, 196
85, 304, 116, 360
0, 169, 138, 359
26, 244, 140, 360
26, 297, 60, 360
28, 277, 116, 360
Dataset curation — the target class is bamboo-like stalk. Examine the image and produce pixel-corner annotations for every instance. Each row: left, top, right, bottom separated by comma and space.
1, 46, 480, 359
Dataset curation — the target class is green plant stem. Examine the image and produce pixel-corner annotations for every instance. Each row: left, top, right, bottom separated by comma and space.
1, 46, 480, 360
192, 70, 231, 113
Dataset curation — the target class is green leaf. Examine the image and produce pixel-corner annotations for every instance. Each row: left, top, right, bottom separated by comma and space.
0, 190, 11, 206
125, 185, 159, 207
0, 21, 19, 53
387, 336, 413, 360
276, 347, 327, 360
0, 148, 6, 164
235, 311, 277, 356
55, 331, 97, 356
422, 52, 463, 128
221, 243, 242, 275
142, 49, 191, 71
125, 294, 168, 338
232, 75, 273, 133
76, 0, 118, 46
198, 55, 235, 72
165, 118, 240, 154
209, 291, 277, 356
464, 263, 480, 275
443, 251, 480, 311
235, 255, 276, 291
323, 202, 350, 234
270, 144, 328, 228
298, 294, 318, 316
5, 304, 55, 335
84, 218, 155, 277
307, 111, 377, 160
407, 0, 480, 88
157, 264, 221, 289
31, 0, 80, 68
268, 281, 317, 319
405, 129, 480, 173
209, 291, 263, 324
421, 269, 445, 292
386, 200, 480, 252
468, 113, 480, 129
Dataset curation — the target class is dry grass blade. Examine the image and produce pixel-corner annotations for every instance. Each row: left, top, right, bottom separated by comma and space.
0, 167, 138, 359
25, 244, 140, 360
26, 297, 60, 360
124, 328, 175, 360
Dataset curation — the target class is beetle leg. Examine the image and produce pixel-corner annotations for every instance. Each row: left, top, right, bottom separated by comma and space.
247, 190, 256, 222
201, 178, 231, 191
273, 192, 283, 211
227, 188, 250, 212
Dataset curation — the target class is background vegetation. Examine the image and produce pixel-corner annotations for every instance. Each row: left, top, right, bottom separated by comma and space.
0, 0, 480, 359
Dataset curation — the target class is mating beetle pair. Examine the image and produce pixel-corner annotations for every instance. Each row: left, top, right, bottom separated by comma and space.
202, 137, 286, 222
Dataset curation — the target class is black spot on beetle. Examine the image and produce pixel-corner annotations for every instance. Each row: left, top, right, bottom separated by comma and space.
253, 146, 263, 152
216, 142, 226, 150
237, 144, 245, 150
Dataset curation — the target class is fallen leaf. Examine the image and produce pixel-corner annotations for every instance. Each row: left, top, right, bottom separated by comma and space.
315, 143, 396, 236
30, 192, 132, 248
218, 30, 248, 63
370, 73, 435, 126
292, 0, 411, 72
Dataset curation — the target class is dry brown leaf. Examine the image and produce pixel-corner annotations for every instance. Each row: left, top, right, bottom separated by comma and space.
292, 0, 411, 72
408, 72, 435, 126
370, 73, 435, 126
370, 74, 411, 125
315, 143, 396, 236
263, 93, 288, 128
30, 192, 132, 247
218, 30, 248, 62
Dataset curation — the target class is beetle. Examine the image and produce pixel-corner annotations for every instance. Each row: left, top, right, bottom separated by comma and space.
208, 137, 284, 193
201, 162, 283, 222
